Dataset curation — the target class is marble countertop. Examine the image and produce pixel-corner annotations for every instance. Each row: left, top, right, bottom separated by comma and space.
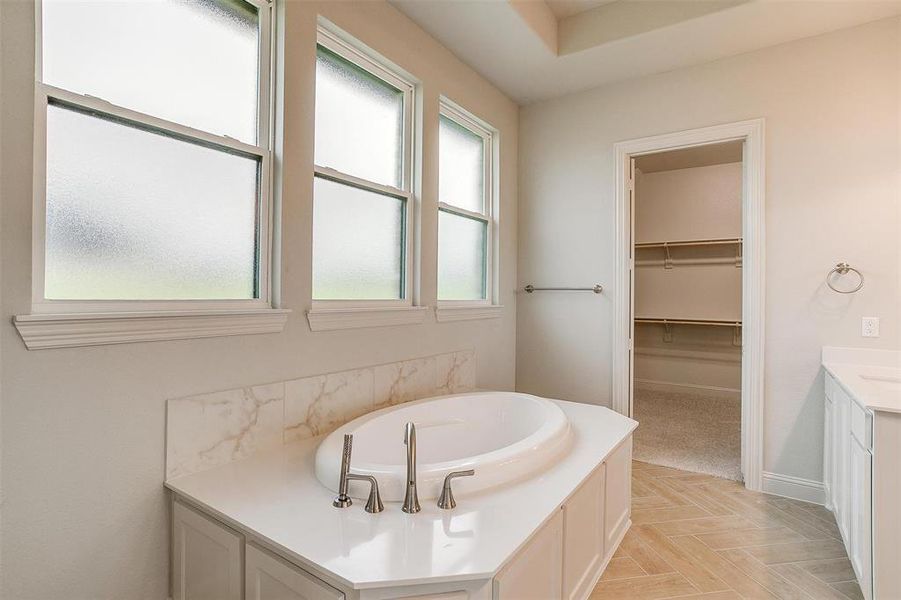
822, 347, 901, 414
165, 399, 637, 590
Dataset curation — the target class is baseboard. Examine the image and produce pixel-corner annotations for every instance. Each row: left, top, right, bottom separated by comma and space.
762, 471, 825, 505
634, 379, 741, 400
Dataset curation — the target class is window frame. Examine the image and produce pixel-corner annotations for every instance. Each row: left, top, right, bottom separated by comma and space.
437, 100, 497, 309
311, 26, 416, 310
30, 0, 276, 315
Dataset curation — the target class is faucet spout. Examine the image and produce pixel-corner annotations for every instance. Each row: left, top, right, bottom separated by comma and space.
402, 422, 421, 513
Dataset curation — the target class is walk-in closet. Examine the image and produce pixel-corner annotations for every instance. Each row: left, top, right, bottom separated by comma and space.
632, 141, 744, 481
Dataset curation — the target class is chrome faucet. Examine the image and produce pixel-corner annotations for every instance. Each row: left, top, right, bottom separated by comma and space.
402, 422, 421, 513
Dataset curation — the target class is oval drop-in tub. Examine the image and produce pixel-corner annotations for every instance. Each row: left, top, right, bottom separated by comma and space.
314, 392, 572, 502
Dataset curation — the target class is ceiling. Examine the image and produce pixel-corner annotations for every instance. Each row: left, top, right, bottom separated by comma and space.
389, 0, 901, 105
544, 0, 617, 20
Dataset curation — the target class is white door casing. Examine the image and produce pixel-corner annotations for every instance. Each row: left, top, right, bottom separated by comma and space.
612, 119, 765, 491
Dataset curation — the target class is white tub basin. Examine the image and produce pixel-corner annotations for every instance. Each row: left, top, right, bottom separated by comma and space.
315, 392, 572, 502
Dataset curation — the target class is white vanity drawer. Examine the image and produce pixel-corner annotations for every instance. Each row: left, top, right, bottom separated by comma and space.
849, 399, 872, 450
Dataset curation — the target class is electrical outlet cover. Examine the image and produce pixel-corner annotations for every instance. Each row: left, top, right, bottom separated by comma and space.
862, 317, 880, 338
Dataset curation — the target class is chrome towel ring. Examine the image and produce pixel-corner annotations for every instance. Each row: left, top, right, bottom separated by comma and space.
826, 262, 864, 294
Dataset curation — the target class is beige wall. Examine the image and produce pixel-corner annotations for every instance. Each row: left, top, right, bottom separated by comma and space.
634, 162, 743, 392
517, 18, 900, 483
0, 2, 518, 598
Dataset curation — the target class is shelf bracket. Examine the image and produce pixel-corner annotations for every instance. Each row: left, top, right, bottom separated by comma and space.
735, 243, 743, 268
733, 324, 742, 346
663, 243, 673, 270
663, 322, 673, 343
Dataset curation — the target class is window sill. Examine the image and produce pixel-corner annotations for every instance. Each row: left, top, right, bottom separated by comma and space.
13, 308, 291, 350
436, 304, 504, 322
306, 306, 428, 331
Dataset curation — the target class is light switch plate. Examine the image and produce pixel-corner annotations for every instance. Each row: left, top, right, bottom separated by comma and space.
862, 317, 880, 337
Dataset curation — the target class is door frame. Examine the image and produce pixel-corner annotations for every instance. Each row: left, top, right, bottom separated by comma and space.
611, 119, 765, 492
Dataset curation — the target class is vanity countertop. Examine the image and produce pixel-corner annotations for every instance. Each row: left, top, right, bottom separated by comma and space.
165, 399, 637, 590
822, 347, 901, 414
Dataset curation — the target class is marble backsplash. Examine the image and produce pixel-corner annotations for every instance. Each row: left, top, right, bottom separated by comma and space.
165, 349, 475, 480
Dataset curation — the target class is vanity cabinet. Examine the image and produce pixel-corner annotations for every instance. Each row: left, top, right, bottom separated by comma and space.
822, 372, 900, 600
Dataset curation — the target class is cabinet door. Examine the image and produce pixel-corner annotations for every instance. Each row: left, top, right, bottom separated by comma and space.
563, 464, 606, 600
833, 391, 851, 543
246, 543, 345, 600
849, 436, 872, 600
604, 437, 632, 551
494, 509, 564, 600
172, 500, 243, 600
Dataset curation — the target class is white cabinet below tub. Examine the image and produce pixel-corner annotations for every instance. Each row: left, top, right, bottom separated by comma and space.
494, 509, 564, 600
495, 438, 632, 600
246, 543, 345, 600
172, 500, 243, 600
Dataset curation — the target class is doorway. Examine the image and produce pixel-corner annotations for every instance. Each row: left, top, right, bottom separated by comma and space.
612, 120, 765, 491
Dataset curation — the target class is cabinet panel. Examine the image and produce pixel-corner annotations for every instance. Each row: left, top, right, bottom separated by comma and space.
494, 509, 564, 600
563, 464, 606, 600
604, 438, 632, 550
849, 399, 872, 451
173, 500, 243, 600
832, 389, 851, 545
246, 543, 345, 600
823, 394, 833, 508
848, 437, 872, 600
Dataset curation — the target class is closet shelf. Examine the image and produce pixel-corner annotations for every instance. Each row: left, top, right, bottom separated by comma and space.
635, 317, 741, 327
635, 237, 742, 269
635, 317, 742, 345
634, 237, 742, 249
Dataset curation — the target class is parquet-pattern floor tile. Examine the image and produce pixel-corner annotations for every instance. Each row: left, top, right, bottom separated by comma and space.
589, 461, 862, 600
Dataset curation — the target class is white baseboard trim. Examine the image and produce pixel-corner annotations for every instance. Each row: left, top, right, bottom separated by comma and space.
762, 471, 825, 505
634, 379, 741, 400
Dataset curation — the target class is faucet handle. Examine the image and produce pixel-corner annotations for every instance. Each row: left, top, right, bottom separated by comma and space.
437, 469, 475, 510
346, 473, 384, 514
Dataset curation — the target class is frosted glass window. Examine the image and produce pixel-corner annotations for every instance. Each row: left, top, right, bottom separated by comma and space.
44, 104, 259, 300
42, 0, 260, 144
439, 115, 484, 213
315, 46, 404, 187
438, 211, 487, 301
313, 178, 405, 300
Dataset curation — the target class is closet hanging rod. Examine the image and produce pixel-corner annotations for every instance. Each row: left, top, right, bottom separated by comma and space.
634, 317, 741, 327
634, 237, 742, 249
636, 257, 738, 267
524, 284, 603, 294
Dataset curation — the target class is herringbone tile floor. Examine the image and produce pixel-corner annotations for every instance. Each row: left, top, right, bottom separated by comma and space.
590, 461, 862, 600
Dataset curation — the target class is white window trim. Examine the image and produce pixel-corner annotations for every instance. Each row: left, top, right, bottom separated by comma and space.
307, 22, 421, 331
15, 0, 288, 350
435, 99, 500, 322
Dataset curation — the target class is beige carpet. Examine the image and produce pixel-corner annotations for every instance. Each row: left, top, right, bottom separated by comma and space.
633, 387, 742, 481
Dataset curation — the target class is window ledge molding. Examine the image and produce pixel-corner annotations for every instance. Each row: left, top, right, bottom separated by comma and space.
13, 308, 291, 350
306, 306, 428, 331
436, 304, 504, 323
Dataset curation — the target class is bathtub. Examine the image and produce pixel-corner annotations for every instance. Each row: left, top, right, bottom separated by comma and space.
314, 391, 573, 502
